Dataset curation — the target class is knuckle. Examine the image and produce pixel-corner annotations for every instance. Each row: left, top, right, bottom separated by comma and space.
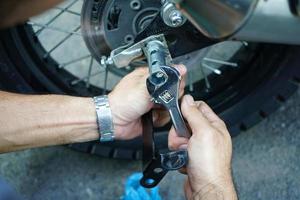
219, 120, 227, 128
134, 67, 147, 75
216, 120, 228, 131
168, 142, 175, 150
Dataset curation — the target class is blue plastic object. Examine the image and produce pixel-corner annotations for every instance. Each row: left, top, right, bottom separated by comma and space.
121, 173, 162, 200
0, 178, 23, 200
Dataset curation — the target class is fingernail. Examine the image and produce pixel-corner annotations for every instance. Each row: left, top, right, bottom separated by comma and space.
179, 144, 188, 150
185, 95, 195, 106
175, 65, 186, 74
174, 65, 181, 74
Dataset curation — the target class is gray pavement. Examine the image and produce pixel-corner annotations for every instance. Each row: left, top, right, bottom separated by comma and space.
0, 89, 299, 200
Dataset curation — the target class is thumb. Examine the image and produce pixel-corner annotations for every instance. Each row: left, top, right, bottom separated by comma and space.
181, 95, 211, 134
174, 64, 187, 77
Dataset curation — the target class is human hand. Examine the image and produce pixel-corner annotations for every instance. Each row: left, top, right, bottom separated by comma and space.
168, 95, 237, 200
108, 65, 186, 140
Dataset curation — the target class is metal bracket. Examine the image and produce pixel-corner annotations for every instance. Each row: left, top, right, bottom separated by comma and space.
140, 112, 188, 188
104, 34, 171, 69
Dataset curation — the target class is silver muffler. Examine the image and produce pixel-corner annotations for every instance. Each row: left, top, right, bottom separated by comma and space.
174, 0, 300, 45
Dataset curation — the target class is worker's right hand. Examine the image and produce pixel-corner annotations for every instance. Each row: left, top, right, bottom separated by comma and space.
168, 95, 237, 200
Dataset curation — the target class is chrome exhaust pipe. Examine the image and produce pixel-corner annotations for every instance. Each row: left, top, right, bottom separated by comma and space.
175, 0, 300, 45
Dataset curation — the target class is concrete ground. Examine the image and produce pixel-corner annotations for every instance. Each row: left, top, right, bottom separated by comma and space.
0, 89, 299, 200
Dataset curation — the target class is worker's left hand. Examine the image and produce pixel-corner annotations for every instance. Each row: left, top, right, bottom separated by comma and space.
108, 65, 186, 140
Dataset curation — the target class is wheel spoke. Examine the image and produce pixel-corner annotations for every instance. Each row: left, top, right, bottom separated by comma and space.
203, 57, 238, 68
54, 7, 81, 16
187, 72, 194, 92
27, 0, 247, 96
86, 58, 94, 88
59, 54, 91, 69
71, 70, 105, 86
102, 67, 109, 95
202, 63, 222, 75
200, 63, 211, 90
34, 0, 79, 36
28, 22, 82, 36
44, 25, 81, 58
241, 41, 249, 47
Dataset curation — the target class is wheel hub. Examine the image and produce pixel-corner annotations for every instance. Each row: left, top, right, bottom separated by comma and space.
81, 0, 161, 63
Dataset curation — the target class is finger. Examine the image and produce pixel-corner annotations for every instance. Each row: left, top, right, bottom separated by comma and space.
184, 179, 193, 200
181, 95, 212, 135
179, 167, 187, 175
174, 65, 187, 98
198, 101, 227, 131
153, 109, 170, 127
198, 101, 221, 123
126, 68, 149, 90
168, 126, 189, 151
129, 67, 148, 76
179, 76, 186, 99
174, 64, 187, 77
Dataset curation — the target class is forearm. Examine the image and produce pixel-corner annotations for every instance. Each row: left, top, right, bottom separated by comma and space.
0, 92, 98, 153
0, 0, 63, 28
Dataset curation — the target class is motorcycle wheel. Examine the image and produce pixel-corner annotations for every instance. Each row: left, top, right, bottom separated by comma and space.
0, 0, 299, 159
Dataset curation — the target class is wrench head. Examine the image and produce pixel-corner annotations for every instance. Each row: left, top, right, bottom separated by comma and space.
161, 150, 188, 170
146, 65, 181, 106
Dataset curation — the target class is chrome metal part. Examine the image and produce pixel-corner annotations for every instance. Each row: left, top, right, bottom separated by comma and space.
175, 0, 300, 44
143, 39, 172, 79
232, 0, 300, 44
130, 0, 142, 11
81, 0, 160, 64
105, 43, 143, 68
93, 95, 115, 142
174, 0, 257, 39
161, 0, 187, 27
141, 36, 189, 138
105, 34, 188, 137
140, 146, 188, 188
203, 57, 238, 68
105, 34, 170, 68
161, 150, 188, 170
141, 36, 190, 188
146, 66, 190, 138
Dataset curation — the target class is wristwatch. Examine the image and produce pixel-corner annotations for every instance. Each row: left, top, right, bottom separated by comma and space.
93, 95, 115, 142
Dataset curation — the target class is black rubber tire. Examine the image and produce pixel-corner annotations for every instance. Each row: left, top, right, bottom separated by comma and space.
0, 25, 300, 160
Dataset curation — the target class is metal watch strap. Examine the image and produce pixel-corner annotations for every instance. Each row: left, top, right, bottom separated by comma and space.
93, 95, 115, 142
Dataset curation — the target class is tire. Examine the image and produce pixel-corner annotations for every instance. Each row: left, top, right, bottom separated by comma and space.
0, 25, 299, 160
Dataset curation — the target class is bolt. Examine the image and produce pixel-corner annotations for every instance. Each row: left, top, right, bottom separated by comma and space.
169, 10, 184, 27
156, 72, 164, 78
161, 0, 167, 5
130, 0, 142, 11
101, 56, 112, 67
124, 34, 134, 44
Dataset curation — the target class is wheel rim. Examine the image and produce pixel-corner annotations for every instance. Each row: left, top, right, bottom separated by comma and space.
1, 0, 290, 159
25, 0, 258, 106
